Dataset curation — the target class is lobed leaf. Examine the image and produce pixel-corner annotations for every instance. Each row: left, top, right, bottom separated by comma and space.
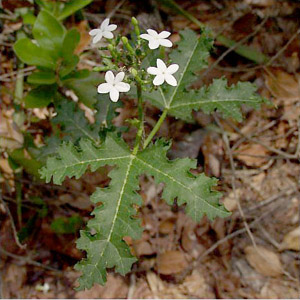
40, 134, 229, 289
144, 29, 264, 122
52, 100, 100, 143
169, 78, 264, 122
144, 29, 212, 120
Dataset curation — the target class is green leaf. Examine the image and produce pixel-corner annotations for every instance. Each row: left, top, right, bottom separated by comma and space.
40, 134, 229, 289
59, 55, 79, 77
51, 216, 83, 234
32, 10, 65, 58
27, 70, 56, 85
62, 28, 80, 58
35, 0, 54, 10
24, 84, 57, 108
144, 29, 264, 122
171, 77, 264, 122
9, 148, 42, 179
144, 29, 212, 120
13, 38, 56, 69
52, 100, 100, 143
57, 0, 93, 21
63, 72, 101, 107
22, 11, 36, 25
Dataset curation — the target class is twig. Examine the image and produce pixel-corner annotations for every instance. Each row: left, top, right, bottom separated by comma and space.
0, 66, 35, 81
295, 118, 300, 158
0, 247, 61, 273
214, 115, 258, 249
0, 193, 26, 250
199, 198, 285, 260
258, 224, 281, 249
245, 187, 296, 212
127, 273, 136, 299
107, 0, 127, 19
231, 120, 277, 152
201, 16, 269, 79
266, 28, 300, 66
226, 120, 299, 160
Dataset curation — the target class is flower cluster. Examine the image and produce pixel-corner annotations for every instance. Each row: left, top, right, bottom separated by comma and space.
89, 18, 179, 102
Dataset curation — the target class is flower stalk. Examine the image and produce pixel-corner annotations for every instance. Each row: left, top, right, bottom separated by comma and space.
132, 83, 144, 155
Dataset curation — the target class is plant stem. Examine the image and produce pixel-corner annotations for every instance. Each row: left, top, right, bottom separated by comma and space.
143, 108, 168, 149
132, 83, 144, 155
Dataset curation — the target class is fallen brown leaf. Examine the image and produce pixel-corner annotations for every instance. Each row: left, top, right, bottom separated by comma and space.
260, 279, 299, 299
236, 143, 269, 167
156, 250, 188, 275
279, 227, 300, 251
133, 240, 155, 257
245, 245, 283, 277
74, 21, 91, 55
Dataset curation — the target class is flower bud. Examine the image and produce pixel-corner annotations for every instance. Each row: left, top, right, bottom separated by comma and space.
131, 17, 139, 26
131, 17, 140, 40
122, 36, 135, 56
130, 68, 138, 77
107, 44, 118, 60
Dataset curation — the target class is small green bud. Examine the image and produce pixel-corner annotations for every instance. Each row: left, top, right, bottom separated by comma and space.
131, 17, 140, 39
107, 44, 114, 52
131, 17, 139, 26
126, 117, 140, 128
107, 44, 118, 61
122, 36, 135, 56
130, 68, 143, 85
121, 36, 129, 44
130, 68, 138, 77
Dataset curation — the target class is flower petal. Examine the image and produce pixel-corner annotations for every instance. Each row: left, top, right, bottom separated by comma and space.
140, 34, 151, 41
159, 38, 172, 47
156, 59, 167, 72
147, 67, 159, 75
89, 29, 100, 36
148, 39, 160, 49
153, 74, 165, 86
158, 31, 171, 38
97, 83, 112, 93
147, 29, 158, 37
165, 74, 177, 86
107, 24, 117, 31
149, 39, 160, 50
105, 71, 115, 84
109, 87, 120, 102
103, 31, 114, 39
116, 82, 130, 92
100, 18, 110, 30
167, 63, 179, 74
115, 72, 125, 83
92, 33, 103, 44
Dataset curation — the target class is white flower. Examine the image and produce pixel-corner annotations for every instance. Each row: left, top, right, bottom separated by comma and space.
89, 18, 117, 44
147, 59, 179, 86
97, 71, 130, 102
140, 29, 172, 49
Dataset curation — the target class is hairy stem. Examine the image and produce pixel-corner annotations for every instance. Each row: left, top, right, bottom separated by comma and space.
143, 108, 168, 149
132, 83, 144, 155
